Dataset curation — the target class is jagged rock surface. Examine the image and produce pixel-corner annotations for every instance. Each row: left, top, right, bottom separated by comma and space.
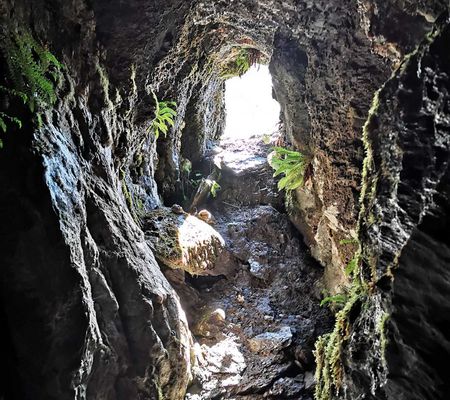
0, 1, 195, 399
324, 16, 450, 400
0, 0, 449, 399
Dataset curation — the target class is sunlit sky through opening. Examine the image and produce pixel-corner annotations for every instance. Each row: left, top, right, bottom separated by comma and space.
223, 64, 280, 139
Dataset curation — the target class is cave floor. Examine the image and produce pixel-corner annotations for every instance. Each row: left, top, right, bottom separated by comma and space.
179, 136, 332, 399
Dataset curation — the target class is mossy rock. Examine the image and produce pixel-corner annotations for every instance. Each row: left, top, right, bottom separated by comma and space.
143, 207, 227, 276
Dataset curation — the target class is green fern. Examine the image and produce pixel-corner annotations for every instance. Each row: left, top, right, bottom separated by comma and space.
220, 48, 261, 79
151, 90, 177, 139
0, 29, 62, 146
2, 30, 62, 112
320, 293, 347, 307
270, 146, 308, 191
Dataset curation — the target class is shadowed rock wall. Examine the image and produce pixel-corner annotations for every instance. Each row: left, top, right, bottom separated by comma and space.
0, 0, 449, 399
0, 1, 195, 399
314, 15, 450, 400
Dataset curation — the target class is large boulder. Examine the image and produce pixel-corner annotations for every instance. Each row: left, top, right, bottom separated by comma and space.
143, 207, 231, 276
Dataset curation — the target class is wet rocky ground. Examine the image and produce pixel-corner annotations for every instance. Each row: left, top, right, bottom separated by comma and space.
178, 136, 332, 399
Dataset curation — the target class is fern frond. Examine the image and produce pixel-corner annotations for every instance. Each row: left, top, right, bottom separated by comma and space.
2, 30, 62, 112
320, 294, 347, 307
0, 29, 61, 149
150, 90, 177, 140
270, 147, 308, 192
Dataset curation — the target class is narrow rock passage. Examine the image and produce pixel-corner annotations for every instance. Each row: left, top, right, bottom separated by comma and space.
184, 136, 332, 399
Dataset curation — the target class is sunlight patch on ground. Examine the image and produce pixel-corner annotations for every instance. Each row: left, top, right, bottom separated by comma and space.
223, 64, 280, 139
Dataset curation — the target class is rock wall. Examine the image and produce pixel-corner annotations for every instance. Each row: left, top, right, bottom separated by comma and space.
314, 14, 450, 400
1, 0, 449, 399
0, 0, 195, 398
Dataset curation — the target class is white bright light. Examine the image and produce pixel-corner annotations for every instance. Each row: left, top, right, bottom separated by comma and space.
223, 64, 280, 139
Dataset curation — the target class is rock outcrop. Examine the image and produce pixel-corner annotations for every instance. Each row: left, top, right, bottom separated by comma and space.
0, 0, 449, 399
143, 207, 230, 276
0, 1, 195, 399
314, 15, 450, 400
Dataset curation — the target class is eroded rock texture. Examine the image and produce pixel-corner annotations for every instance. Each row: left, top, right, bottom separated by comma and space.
318, 16, 450, 400
0, 1, 194, 399
143, 207, 231, 276
0, 0, 449, 399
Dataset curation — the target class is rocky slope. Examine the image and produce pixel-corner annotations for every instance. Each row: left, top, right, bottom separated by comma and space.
0, 0, 449, 399
181, 136, 333, 399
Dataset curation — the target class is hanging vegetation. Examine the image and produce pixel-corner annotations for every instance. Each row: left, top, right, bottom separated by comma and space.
219, 47, 262, 79
0, 29, 62, 147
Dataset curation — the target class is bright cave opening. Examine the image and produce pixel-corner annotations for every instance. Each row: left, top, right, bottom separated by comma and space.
223, 64, 280, 140
215, 64, 281, 172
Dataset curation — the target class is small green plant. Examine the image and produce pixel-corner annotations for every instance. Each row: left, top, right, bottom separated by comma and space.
314, 285, 365, 400
2, 30, 61, 111
269, 146, 308, 191
220, 48, 261, 79
344, 253, 359, 276
235, 49, 251, 75
209, 180, 221, 198
320, 293, 348, 307
151, 90, 177, 139
0, 29, 62, 147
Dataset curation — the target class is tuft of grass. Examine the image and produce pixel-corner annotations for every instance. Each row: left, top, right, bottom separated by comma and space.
151, 90, 177, 140
269, 146, 308, 191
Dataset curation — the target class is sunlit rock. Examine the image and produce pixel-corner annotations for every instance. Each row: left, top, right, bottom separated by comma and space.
247, 326, 293, 355
143, 207, 230, 275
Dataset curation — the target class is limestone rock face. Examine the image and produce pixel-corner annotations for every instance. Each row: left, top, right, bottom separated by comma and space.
143, 207, 230, 276
315, 17, 450, 400
0, 1, 195, 399
0, 0, 449, 398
